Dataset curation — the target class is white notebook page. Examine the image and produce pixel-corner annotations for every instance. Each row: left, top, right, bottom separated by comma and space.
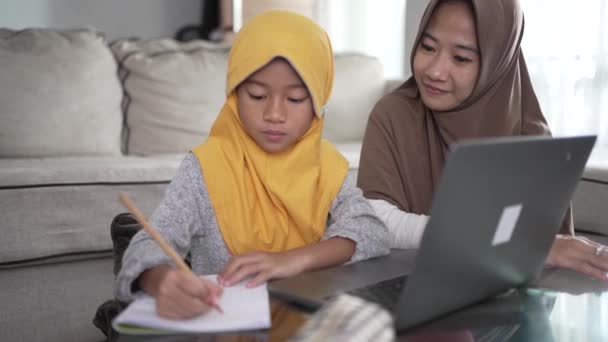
113, 275, 271, 334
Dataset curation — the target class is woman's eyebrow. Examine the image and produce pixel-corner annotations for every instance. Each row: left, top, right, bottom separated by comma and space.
455, 43, 479, 55
421, 32, 437, 42
423, 31, 479, 55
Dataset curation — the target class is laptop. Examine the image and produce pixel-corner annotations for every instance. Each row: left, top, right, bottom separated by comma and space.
269, 135, 596, 331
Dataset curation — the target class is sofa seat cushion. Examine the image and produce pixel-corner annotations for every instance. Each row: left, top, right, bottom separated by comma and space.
0, 156, 183, 265
0, 155, 183, 187
0, 28, 123, 157
573, 160, 608, 235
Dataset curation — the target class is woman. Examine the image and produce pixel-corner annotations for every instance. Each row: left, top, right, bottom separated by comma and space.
357, 0, 608, 280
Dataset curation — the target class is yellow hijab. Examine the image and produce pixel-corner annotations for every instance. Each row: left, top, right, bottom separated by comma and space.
192, 10, 348, 255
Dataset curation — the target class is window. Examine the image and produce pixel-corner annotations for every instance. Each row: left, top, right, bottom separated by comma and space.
521, 0, 608, 157
316, 0, 406, 79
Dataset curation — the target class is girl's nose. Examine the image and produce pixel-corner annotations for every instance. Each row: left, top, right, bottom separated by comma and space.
263, 97, 286, 123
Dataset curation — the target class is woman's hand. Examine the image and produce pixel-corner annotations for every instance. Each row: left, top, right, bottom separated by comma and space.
546, 235, 608, 281
219, 250, 307, 288
139, 264, 224, 319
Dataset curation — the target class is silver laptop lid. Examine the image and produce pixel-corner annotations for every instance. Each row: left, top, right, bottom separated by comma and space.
394, 135, 596, 329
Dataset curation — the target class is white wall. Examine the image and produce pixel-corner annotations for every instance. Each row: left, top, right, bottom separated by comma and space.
0, 0, 201, 41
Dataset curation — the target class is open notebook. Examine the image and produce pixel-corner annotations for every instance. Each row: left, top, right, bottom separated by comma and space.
113, 275, 271, 334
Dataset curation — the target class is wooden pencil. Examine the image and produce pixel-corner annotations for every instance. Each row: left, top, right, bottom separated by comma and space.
119, 192, 223, 314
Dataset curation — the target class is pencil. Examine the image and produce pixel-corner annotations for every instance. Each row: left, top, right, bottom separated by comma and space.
118, 192, 223, 314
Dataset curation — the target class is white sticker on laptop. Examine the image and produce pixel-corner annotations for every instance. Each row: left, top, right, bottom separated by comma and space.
492, 204, 523, 246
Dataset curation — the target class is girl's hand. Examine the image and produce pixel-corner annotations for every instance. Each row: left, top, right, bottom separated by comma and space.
139, 265, 223, 319
219, 251, 307, 288
546, 235, 608, 281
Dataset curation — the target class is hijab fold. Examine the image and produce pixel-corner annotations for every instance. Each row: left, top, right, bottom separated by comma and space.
358, 0, 573, 234
193, 10, 348, 255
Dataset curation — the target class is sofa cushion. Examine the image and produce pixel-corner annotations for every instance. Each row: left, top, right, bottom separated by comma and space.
0, 28, 123, 157
0, 155, 183, 187
111, 38, 230, 155
573, 163, 608, 235
323, 54, 385, 143
0, 155, 183, 264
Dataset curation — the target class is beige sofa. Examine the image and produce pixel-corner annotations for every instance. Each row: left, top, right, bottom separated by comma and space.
0, 28, 399, 342
0, 28, 606, 342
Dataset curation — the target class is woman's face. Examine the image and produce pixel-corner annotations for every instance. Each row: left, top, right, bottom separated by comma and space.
236, 58, 314, 153
413, 0, 480, 111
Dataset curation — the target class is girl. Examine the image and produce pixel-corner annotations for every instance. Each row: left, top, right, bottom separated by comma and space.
116, 10, 390, 319
357, 0, 608, 281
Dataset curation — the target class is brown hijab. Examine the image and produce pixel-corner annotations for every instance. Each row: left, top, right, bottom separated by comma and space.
357, 0, 573, 234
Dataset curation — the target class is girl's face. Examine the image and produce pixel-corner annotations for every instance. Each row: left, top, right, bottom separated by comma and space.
236, 58, 314, 153
413, 0, 480, 111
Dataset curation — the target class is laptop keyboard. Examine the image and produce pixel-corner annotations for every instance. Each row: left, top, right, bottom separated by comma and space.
346, 275, 408, 311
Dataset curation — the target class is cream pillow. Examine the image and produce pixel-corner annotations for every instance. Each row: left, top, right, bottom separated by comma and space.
111, 39, 230, 155
324, 54, 385, 143
0, 28, 123, 157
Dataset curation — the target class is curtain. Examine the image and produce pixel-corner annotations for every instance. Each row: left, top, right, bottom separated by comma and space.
315, 0, 406, 79
521, 0, 608, 155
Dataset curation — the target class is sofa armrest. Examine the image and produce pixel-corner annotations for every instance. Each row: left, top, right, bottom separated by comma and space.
572, 165, 608, 236
383, 78, 405, 95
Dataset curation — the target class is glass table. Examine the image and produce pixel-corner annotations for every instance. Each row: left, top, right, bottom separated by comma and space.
118, 236, 608, 342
